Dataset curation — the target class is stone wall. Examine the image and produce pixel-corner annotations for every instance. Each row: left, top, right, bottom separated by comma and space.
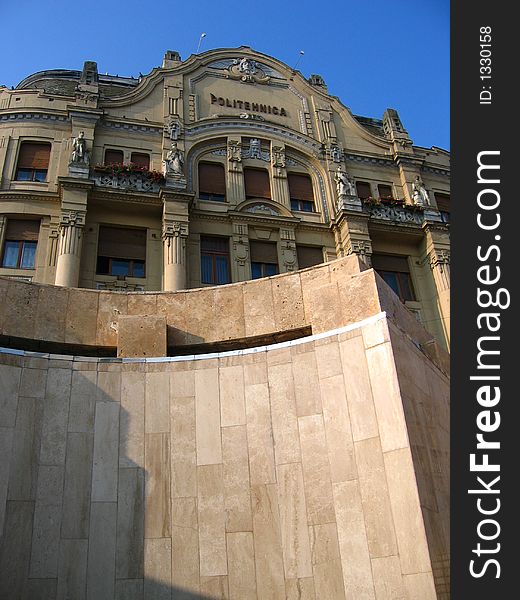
0, 311, 448, 600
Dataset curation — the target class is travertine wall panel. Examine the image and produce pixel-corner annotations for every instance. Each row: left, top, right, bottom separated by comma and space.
0, 311, 447, 599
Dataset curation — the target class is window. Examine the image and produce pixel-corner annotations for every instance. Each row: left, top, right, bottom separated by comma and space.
200, 236, 231, 284
199, 163, 226, 202
288, 173, 315, 212
372, 254, 416, 302
96, 226, 146, 277
130, 153, 150, 169
15, 142, 51, 182
1, 219, 39, 269
244, 168, 271, 200
356, 181, 372, 200
377, 184, 394, 201
250, 241, 278, 279
104, 149, 124, 165
297, 245, 323, 269
435, 192, 451, 223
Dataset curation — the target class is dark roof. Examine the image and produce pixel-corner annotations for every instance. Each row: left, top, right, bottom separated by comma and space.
353, 115, 386, 138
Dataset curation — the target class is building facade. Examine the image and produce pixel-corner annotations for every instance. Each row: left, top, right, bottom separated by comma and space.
0, 48, 450, 349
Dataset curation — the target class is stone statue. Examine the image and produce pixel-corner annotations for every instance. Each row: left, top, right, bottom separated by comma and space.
334, 167, 356, 198
412, 175, 430, 206
164, 142, 184, 176
71, 131, 90, 165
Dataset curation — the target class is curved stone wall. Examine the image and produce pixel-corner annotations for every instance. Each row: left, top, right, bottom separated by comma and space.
0, 312, 449, 600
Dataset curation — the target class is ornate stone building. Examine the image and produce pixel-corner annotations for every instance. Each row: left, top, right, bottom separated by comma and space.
0, 47, 450, 349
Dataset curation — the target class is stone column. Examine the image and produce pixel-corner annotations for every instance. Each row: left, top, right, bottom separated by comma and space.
162, 219, 189, 291
226, 138, 243, 207
270, 144, 290, 208
423, 223, 451, 346
55, 209, 86, 287
161, 192, 191, 291
332, 212, 372, 266
231, 222, 251, 282
55, 178, 92, 287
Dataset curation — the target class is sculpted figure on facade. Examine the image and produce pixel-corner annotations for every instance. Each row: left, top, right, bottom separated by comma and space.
330, 145, 343, 163
412, 175, 430, 206
335, 166, 356, 198
165, 117, 181, 141
164, 142, 184, 176
227, 140, 242, 163
70, 131, 90, 165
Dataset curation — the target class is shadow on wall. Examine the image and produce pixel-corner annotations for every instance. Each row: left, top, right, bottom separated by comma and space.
0, 362, 216, 600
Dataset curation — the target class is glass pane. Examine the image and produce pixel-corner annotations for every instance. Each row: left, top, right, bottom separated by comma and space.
111, 259, 130, 276
302, 201, 314, 212
265, 263, 278, 277
290, 199, 299, 211
382, 272, 400, 297
2, 241, 20, 267
20, 241, 37, 269
251, 262, 262, 280
201, 254, 213, 283
399, 273, 415, 301
132, 261, 145, 278
15, 168, 33, 181
34, 170, 47, 182
215, 256, 230, 284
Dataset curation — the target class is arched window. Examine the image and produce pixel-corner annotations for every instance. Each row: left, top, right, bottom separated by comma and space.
288, 173, 314, 212
244, 168, 271, 200
198, 163, 226, 202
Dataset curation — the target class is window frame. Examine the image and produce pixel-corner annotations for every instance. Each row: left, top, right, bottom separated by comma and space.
15, 141, 52, 183
1, 239, 38, 269
200, 236, 231, 285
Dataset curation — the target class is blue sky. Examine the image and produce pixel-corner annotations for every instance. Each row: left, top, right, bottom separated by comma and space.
0, 0, 449, 149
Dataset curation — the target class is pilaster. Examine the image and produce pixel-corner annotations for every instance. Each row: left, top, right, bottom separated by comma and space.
230, 221, 251, 282
270, 143, 290, 208
161, 191, 191, 291
226, 138, 243, 207
278, 227, 298, 273
332, 211, 372, 266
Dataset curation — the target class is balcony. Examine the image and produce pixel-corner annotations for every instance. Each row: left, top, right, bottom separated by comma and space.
91, 164, 165, 193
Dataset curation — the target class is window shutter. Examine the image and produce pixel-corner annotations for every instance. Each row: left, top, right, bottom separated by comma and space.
356, 181, 371, 199
244, 168, 271, 199
5, 219, 40, 241
371, 254, 410, 273
17, 143, 51, 169
288, 174, 314, 201
435, 193, 451, 212
104, 149, 124, 165
98, 226, 146, 260
378, 184, 393, 199
200, 236, 229, 253
199, 163, 226, 195
297, 246, 323, 269
250, 241, 278, 264
130, 153, 150, 169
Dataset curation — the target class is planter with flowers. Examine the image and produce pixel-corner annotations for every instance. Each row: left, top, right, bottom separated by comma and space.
93, 163, 166, 192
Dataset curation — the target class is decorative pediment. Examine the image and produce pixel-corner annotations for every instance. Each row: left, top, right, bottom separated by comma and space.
237, 199, 293, 218
206, 58, 286, 84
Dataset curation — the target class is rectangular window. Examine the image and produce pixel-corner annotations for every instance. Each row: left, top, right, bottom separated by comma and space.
377, 184, 394, 201
130, 153, 150, 169
199, 162, 226, 202
244, 168, 271, 200
97, 226, 146, 277
288, 173, 315, 212
356, 181, 372, 200
250, 241, 278, 279
1, 219, 40, 269
296, 245, 323, 269
435, 192, 451, 223
104, 149, 124, 165
200, 236, 231, 284
372, 254, 416, 302
15, 142, 51, 182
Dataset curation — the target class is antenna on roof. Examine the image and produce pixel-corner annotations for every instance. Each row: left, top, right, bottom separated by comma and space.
196, 33, 207, 54
292, 50, 305, 72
